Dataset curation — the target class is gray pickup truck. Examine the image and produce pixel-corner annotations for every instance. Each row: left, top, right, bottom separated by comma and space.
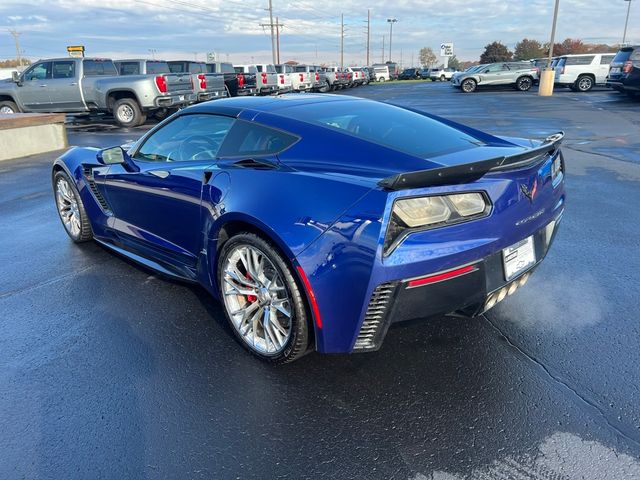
167, 61, 227, 103
0, 57, 195, 127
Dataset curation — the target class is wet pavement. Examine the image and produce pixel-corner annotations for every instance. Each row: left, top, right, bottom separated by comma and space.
1, 83, 639, 479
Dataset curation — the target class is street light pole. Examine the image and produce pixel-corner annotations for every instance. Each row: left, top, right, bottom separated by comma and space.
623, 0, 633, 45
539, 0, 560, 96
387, 18, 397, 62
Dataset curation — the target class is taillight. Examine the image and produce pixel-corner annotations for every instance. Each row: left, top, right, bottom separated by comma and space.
299, 73, 304, 82
197, 74, 206, 89
155, 75, 167, 93
261, 72, 267, 84
280, 74, 284, 84
315, 72, 319, 81
623, 61, 633, 74
237, 74, 245, 87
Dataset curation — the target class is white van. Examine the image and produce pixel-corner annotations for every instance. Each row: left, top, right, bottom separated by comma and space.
554, 53, 616, 92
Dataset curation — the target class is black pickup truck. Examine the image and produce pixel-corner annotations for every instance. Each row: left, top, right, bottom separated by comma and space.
206, 62, 256, 97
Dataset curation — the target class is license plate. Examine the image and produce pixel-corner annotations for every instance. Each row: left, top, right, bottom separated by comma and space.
179, 95, 185, 101
610, 67, 621, 74
503, 236, 536, 281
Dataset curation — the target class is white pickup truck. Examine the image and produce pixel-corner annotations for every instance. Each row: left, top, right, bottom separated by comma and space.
167, 61, 227, 102
0, 57, 195, 127
236, 65, 278, 96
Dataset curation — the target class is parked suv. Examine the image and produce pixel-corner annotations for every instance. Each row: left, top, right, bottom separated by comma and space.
554, 53, 615, 92
399, 68, 420, 80
430, 67, 457, 81
452, 62, 537, 93
607, 46, 640, 97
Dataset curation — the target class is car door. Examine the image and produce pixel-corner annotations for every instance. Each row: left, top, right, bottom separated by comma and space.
598, 54, 615, 84
18, 61, 52, 111
478, 64, 506, 85
48, 60, 84, 110
102, 113, 236, 271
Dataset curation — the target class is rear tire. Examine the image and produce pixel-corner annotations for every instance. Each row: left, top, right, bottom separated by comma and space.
53, 170, 93, 243
461, 78, 477, 93
378, 77, 386, 82
0, 100, 19, 114
515, 76, 533, 92
218, 233, 311, 364
113, 98, 145, 128
575, 75, 594, 92
440, 75, 446, 81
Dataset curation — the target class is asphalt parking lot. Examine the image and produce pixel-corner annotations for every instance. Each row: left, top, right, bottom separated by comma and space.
1, 82, 640, 479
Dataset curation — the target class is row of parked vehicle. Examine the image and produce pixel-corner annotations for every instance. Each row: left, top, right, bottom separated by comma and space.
451, 46, 640, 95
0, 57, 376, 127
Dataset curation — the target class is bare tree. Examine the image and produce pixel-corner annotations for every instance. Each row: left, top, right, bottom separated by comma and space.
419, 47, 437, 68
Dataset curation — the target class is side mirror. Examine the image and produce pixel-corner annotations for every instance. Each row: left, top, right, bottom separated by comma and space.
483, 69, 490, 74
11, 71, 21, 84
96, 146, 139, 171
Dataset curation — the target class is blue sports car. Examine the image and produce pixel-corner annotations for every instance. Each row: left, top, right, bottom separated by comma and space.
53, 95, 565, 363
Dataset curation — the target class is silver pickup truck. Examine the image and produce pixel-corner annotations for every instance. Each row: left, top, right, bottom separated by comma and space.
236, 64, 278, 95
0, 57, 195, 127
167, 61, 227, 103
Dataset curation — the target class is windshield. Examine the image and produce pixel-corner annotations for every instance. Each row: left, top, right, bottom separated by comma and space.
280, 100, 484, 159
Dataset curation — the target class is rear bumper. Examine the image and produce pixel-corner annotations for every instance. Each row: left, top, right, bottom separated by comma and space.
237, 87, 257, 96
197, 89, 227, 102
154, 93, 195, 108
258, 85, 278, 95
353, 215, 563, 351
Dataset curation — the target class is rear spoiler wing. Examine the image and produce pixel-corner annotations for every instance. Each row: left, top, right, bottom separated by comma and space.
378, 132, 564, 190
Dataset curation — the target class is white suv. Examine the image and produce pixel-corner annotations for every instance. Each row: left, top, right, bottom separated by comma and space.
554, 53, 616, 92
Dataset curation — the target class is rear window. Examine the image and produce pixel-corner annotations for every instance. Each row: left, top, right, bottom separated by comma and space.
612, 49, 633, 64
53, 61, 75, 79
281, 101, 485, 159
168, 63, 186, 73
234, 67, 244, 73
294, 66, 308, 72
189, 63, 206, 74
147, 61, 170, 74
565, 56, 595, 66
118, 62, 140, 75
83, 60, 117, 76
220, 63, 234, 74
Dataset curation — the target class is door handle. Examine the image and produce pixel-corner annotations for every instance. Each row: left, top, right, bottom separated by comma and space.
39, 84, 47, 87
149, 170, 170, 178
69, 82, 77, 86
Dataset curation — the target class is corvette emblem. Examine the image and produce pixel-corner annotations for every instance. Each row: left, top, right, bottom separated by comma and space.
520, 179, 538, 203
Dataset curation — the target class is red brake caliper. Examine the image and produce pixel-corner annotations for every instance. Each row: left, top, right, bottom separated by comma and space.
245, 272, 257, 303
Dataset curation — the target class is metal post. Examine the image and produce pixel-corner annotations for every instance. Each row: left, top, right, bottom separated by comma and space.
623, 0, 632, 45
366, 9, 370, 66
276, 16, 280, 64
268, 0, 276, 64
382, 36, 385, 63
340, 14, 344, 69
539, 0, 560, 96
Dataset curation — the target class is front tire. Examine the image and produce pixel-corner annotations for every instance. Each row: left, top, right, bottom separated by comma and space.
113, 98, 145, 128
53, 171, 93, 243
0, 100, 19, 114
378, 76, 386, 82
440, 75, 446, 82
218, 233, 310, 364
516, 76, 533, 92
461, 78, 477, 93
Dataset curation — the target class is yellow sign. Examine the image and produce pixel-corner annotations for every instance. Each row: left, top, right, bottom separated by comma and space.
67, 45, 85, 58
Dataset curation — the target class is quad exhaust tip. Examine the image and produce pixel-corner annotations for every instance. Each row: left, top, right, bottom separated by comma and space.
484, 272, 530, 312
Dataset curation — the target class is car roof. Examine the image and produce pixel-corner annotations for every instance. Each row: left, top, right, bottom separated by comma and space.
184, 93, 364, 117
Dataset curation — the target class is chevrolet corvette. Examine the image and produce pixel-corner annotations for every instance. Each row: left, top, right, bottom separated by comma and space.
52, 95, 565, 363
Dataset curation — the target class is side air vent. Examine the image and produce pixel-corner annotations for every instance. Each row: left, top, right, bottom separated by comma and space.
82, 166, 112, 214
232, 158, 277, 170
353, 282, 396, 351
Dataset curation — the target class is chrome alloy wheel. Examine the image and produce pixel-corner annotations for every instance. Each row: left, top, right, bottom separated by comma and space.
116, 104, 134, 123
222, 245, 292, 355
0, 105, 15, 114
55, 177, 81, 237
578, 76, 593, 92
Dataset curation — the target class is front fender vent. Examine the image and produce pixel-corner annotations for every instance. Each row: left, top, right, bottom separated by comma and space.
82, 166, 112, 214
353, 282, 396, 351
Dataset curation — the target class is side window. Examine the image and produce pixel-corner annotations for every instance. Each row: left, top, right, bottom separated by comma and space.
600, 55, 615, 65
118, 62, 140, 75
134, 114, 235, 162
566, 56, 595, 66
218, 121, 298, 157
52, 61, 75, 79
83, 60, 118, 76
256, 65, 264, 72
23, 62, 51, 81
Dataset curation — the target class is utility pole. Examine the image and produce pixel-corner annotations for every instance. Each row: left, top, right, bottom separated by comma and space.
9, 29, 22, 67
623, 0, 633, 45
387, 18, 397, 62
382, 36, 385, 63
260, 15, 283, 65
340, 13, 344, 69
539, 0, 560, 96
366, 9, 370, 66
148, 48, 157, 60
268, 0, 276, 64
276, 16, 281, 64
